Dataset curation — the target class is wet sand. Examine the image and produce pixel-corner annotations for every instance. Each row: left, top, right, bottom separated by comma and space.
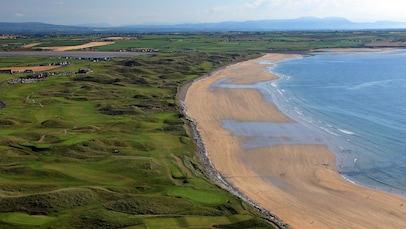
184, 53, 406, 229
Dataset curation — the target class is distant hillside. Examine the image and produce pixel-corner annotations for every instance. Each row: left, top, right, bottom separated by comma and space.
0, 22, 97, 34
1, 17, 406, 34
131, 17, 406, 32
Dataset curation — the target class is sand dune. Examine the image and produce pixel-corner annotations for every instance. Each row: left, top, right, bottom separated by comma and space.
184, 53, 406, 229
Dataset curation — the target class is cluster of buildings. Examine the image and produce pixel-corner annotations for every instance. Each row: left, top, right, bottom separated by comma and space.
7, 77, 45, 84
1, 59, 97, 85
6, 68, 92, 85
7, 71, 65, 84
0, 69, 13, 74
39, 61, 71, 67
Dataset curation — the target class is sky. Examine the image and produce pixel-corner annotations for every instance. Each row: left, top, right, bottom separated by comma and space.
1, 0, 406, 26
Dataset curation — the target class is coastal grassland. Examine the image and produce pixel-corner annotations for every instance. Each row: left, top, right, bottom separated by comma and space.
2, 31, 406, 52
64, 31, 406, 51
0, 35, 92, 51
0, 56, 54, 68
0, 53, 278, 228
104, 31, 404, 51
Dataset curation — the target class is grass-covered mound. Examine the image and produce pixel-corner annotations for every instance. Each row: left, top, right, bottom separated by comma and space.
0, 188, 95, 213
0, 52, 280, 228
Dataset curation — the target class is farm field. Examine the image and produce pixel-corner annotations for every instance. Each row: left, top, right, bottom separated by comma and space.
1, 30, 406, 53
0, 31, 405, 228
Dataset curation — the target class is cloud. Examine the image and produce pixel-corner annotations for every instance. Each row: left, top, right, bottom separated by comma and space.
211, 6, 231, 13
52, 1, 64, 5
244, 0, 268, 9
238, 0, 358, 20
15, 13, 24, 17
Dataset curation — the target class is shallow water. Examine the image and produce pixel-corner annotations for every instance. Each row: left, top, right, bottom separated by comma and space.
222, 120, 326, 148
271, 50, 406, 195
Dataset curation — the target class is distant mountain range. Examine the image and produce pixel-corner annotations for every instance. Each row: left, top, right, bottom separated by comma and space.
1, 17, 406, 34
0, 22, 94, 34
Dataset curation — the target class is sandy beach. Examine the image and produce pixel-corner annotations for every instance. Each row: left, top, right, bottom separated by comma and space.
184, 53, 406, 229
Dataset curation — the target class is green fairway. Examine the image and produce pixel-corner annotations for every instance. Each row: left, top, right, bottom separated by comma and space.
168, 188, 229, 205
43, 163, 137, 185
143, 215, 265, 229
0, 213, 56, 226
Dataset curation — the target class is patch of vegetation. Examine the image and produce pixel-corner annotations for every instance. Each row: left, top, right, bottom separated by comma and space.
167, 188, 229, 205
72, 209, 144, 229
0, 188, 94, 214
214, 218, 274, 229
105, 195, 221, 215
0, 212, 57, 227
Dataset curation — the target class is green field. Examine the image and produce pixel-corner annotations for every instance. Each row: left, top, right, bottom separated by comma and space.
167, 188, 229, 205
2, 31, 406, 52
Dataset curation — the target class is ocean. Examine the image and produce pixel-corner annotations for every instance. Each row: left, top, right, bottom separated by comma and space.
265, 50, 406, 195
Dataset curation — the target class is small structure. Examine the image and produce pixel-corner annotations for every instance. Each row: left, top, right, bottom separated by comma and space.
0, 100, 7, 108
77, 69, 92, 74
0, 69, 12, 74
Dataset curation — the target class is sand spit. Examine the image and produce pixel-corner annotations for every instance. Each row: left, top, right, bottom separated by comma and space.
183, 53, 406, 229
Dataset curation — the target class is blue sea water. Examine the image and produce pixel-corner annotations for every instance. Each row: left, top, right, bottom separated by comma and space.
266, 50, 406, 195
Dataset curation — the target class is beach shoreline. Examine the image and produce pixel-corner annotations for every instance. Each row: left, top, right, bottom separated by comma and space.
183, 53, 406, 229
